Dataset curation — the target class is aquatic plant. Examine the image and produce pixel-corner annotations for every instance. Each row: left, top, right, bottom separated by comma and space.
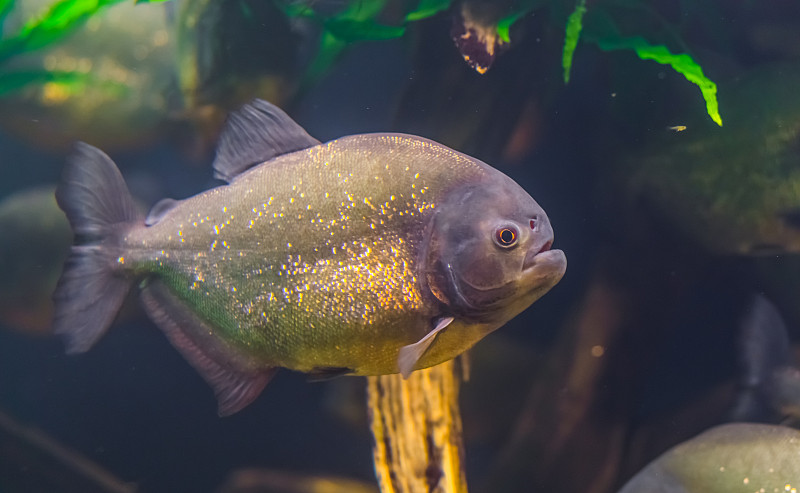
0, 0, 127, 63
0, 0, 14, 29
406, 0, 451, 22
0, 0, 723, 126
276, 0, 452, 85
0, 0, 127, 95
275, 0, 722, 125
562, 0, 586, 84
561, 0, 723, 125
593, 36, 722, 126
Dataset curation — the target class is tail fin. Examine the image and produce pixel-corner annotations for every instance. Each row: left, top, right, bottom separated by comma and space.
53, 143, 140, 353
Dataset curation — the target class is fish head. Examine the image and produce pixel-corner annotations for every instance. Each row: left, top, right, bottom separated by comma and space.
424, 173, 566, 324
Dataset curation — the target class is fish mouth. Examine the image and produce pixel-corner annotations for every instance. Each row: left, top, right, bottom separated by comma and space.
523, 236, 555, 269
522, 244, 567, 283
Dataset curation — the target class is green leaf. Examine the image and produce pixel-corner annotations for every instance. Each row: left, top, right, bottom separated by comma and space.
274, 0, 315, 18
0, 0, 125, 63
332, 0, 389, 22
562, 0, 587, 84
405, 0, 451, 22
135, 0, 171, 4
0, 0, 15, 34
496, 11, 526, 44
595, 36, 723, 126
277, 0, 402, 86
302, 30, 346, 87
0, 69, 127, 97
325, 17, 405, 42
495, 0, 549, 44
0, 71, 52, 96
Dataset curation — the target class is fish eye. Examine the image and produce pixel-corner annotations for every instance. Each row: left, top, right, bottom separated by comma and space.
494, 226, 518, 248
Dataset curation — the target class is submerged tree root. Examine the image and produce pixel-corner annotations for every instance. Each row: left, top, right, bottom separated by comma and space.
367, 360, 468, 493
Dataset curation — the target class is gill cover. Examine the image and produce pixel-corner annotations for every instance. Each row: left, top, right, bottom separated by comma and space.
423, 181, 551, 320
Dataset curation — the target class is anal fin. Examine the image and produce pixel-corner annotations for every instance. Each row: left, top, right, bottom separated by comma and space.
140, 280, 276, 416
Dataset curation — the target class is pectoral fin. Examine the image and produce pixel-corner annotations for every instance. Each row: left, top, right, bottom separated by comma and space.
397, 317, 454, 378
140, 280, 277, 416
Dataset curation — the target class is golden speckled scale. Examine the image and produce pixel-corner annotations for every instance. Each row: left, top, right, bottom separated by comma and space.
124, 135, 487, 375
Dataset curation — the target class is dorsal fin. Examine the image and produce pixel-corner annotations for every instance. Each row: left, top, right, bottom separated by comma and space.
212, 99, 321, 183
145, 198, 179, 226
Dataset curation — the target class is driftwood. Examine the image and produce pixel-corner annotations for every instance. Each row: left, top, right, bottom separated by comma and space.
367, 360, 468, 493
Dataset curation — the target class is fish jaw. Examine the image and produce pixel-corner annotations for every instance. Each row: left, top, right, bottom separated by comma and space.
500, 248, 566, 323
520, 210, 566, 297
521, 248, 567, 290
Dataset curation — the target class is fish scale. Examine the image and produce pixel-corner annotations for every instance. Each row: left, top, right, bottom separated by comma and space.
123, 135, 484, 374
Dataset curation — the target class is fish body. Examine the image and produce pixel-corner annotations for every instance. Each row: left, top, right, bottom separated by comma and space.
54, 100, 566, 414
617, 423, 800, 493
126, 134, 515, 374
